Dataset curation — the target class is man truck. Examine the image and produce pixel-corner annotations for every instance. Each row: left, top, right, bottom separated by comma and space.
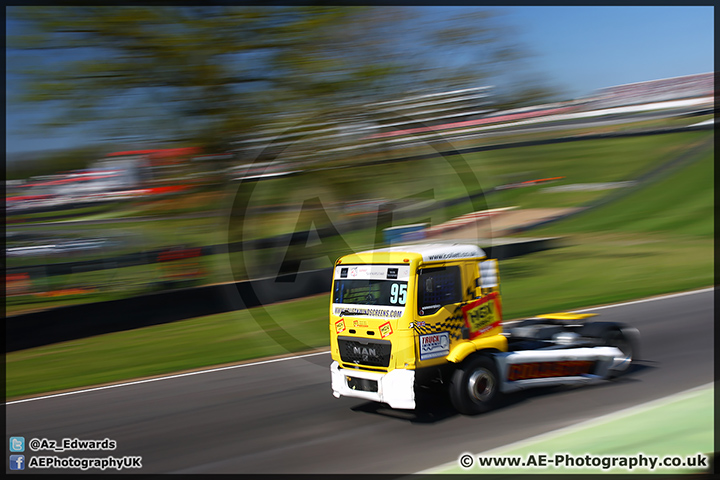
329, 243, 639, 414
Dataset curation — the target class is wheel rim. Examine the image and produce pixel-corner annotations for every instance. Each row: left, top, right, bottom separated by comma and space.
467, 368, 494, 402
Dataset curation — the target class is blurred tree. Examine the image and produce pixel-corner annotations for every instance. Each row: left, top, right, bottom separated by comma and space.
493, 80, 566, 110
7, 6, 561, 158
6, 146, 108, 180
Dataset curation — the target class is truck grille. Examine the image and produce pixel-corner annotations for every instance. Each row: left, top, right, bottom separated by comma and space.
338, 336, 391, 367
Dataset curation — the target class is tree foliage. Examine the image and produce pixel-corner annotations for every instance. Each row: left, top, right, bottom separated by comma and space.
8, 6, 562, 154
6, 146, 109, 180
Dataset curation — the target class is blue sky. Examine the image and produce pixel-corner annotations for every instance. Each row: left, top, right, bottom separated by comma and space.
500, 6, 714, 97
5, 6, 714, 155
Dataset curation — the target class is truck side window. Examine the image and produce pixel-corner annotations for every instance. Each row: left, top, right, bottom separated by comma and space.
417, 266, 462, 316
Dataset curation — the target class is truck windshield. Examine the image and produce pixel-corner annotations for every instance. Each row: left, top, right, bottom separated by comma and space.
332, 264, 410, 318
333, 279, 407, 307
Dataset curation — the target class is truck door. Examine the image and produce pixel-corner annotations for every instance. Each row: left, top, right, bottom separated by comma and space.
413, 265, 466, 365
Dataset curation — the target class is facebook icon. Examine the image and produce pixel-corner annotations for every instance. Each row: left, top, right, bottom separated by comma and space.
10, 455, 25, 470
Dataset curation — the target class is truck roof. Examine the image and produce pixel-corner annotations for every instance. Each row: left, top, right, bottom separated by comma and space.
351, 243, 486, 263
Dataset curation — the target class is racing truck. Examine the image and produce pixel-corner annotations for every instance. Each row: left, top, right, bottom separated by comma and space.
329, 243, 639, 415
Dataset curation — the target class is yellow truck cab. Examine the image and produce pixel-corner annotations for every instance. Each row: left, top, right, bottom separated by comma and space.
329, 243, 639, 414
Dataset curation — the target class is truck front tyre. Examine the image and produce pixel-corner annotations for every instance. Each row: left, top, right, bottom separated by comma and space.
449, 354, 502, 415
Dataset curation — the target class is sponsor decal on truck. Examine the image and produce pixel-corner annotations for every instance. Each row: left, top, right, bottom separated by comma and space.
379, 321, 393, 338
462, 292, 502, 339
335, 318, 346, 334
419, 332, 450, 360
507, 360, 596, 381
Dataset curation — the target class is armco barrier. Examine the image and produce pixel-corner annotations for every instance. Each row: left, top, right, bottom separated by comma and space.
5, 238, 562, 352
6, 269, 333, 352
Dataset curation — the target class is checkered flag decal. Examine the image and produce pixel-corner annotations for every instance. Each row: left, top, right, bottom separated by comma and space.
412, 304, 465, 340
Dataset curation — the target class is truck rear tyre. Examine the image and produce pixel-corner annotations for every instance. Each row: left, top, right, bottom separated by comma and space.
580, 322, 639, 376
449, 354, 502, 415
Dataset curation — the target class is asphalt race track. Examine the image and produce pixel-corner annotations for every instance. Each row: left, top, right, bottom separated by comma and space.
6, 288, 713, 474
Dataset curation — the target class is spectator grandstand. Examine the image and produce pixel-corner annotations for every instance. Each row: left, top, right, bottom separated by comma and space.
586, 72, 714, 109
231, 85, 494, 160
365, 86, 493, 130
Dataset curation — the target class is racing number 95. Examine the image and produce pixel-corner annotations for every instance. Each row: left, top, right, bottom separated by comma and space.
390, 283, 407, 305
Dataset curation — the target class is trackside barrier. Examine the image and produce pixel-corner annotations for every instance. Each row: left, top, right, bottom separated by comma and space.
5, 269, 333, 352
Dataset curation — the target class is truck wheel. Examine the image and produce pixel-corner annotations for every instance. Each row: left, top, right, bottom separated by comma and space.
580, 322, 640, 376
449, 354, 502, 415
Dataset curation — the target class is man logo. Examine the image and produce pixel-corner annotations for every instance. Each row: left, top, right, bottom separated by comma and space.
353, 346, 377, 362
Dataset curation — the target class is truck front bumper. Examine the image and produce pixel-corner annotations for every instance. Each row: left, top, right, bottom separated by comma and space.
331, 361, 415, 410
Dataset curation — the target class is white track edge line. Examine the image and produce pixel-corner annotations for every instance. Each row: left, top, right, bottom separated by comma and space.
417, 381, 715, 474
503, 286, 714, 325
572, 286, 714, 313
7, 286, 713, 405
